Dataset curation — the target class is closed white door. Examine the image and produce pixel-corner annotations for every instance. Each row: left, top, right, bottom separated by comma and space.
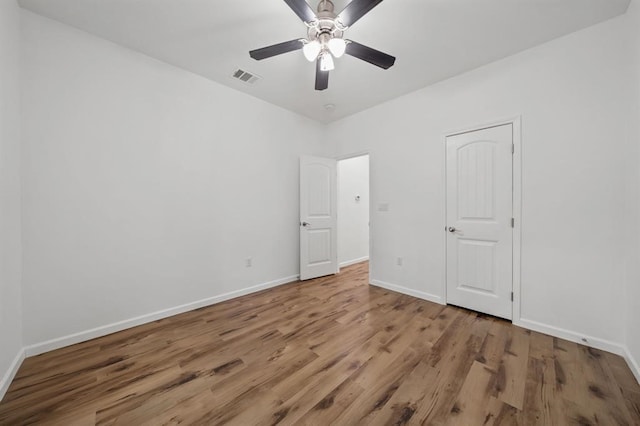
446, 124, 513, 320
300, 156, 338, 280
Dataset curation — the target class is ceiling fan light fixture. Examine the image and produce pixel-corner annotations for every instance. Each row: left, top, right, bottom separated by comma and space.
249, 0, 395, 91
320, 51, 335, 71
303, 40, 321, 61
327, 38, 346, 58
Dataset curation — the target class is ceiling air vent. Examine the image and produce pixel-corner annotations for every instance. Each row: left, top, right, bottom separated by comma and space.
232, 69, 261, 85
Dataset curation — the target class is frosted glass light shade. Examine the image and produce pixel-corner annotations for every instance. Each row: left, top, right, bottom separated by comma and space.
320, 51, 335, 71
328, 38, 346, 58
303, 40, 321, 61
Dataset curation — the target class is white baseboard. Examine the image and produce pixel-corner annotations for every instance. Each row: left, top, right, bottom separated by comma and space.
11, 272, 640, 391
370, 279, 444, 305
366, 277, 638, 384
0, 348, 25, 402
516, 318, 640, 385
24, 274, 299, 357
339, 256, 369, 268
515, 317, 626, 356
623, 346, 640, 384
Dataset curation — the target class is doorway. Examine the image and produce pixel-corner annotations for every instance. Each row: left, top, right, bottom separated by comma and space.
338, 154, 370, 270
445, 123, 516, 320
298, 154, 370, 281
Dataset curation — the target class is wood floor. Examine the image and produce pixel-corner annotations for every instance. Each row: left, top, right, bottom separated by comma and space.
1, 262, 639, 425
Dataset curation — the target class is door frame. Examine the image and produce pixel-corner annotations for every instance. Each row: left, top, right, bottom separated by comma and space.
336, 150, 372, 280
442, 116, 522, 323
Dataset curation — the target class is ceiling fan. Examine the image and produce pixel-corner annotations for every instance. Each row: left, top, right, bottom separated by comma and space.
249, 0, 396, 91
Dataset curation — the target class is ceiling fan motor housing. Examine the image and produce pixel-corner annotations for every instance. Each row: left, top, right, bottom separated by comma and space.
308, 0, 344, 46
317, 0, 335, 14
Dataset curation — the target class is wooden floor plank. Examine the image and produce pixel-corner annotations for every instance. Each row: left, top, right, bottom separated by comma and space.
518, 354, 560, 425
496, 326, 530, 410
297, 378, 364, 425
331, 347, 421, 425
1, 261, 639, 425
482, 396, 520, 426
364, 360, 437, 425
444, 361, 495, 425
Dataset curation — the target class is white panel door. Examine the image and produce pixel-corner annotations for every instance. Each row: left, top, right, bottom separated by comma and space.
446, 124, 513, 320
300, 156, 338, 280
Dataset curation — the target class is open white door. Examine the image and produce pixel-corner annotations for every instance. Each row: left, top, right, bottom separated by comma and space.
300, 156, 338, 281
446, 124, 513, 320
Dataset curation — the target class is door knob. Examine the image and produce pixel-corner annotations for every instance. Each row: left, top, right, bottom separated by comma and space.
301, 222, 311, 227
448, 227, 456, 233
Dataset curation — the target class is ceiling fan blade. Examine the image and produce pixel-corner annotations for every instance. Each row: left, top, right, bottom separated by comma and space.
337, 0, 384, 27
345, 40, 395, 69
249, 39, 303, 60
315, 59, 329, 91
283, 0, 317, 23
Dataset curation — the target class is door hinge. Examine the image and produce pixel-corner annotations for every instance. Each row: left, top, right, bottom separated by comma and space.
512, 144, 515, 154
511, 218, 515, 228
511, 292, 514, 301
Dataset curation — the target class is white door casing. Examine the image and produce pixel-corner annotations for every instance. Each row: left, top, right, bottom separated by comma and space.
446, 124, 513, 320
300, 156, 338, 280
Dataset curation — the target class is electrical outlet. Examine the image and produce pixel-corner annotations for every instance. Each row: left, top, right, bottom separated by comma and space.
246, 257, 252, 268
396, 257, 403, 266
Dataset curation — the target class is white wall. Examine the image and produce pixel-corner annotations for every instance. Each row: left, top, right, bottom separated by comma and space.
338, 155, 369, 267
328, 13, 632, 349
625, 0, 640, 379
20, 11, 331, 349
0, 0, 24, 396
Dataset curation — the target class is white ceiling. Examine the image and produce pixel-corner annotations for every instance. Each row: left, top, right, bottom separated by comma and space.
18, 0, 630, 123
